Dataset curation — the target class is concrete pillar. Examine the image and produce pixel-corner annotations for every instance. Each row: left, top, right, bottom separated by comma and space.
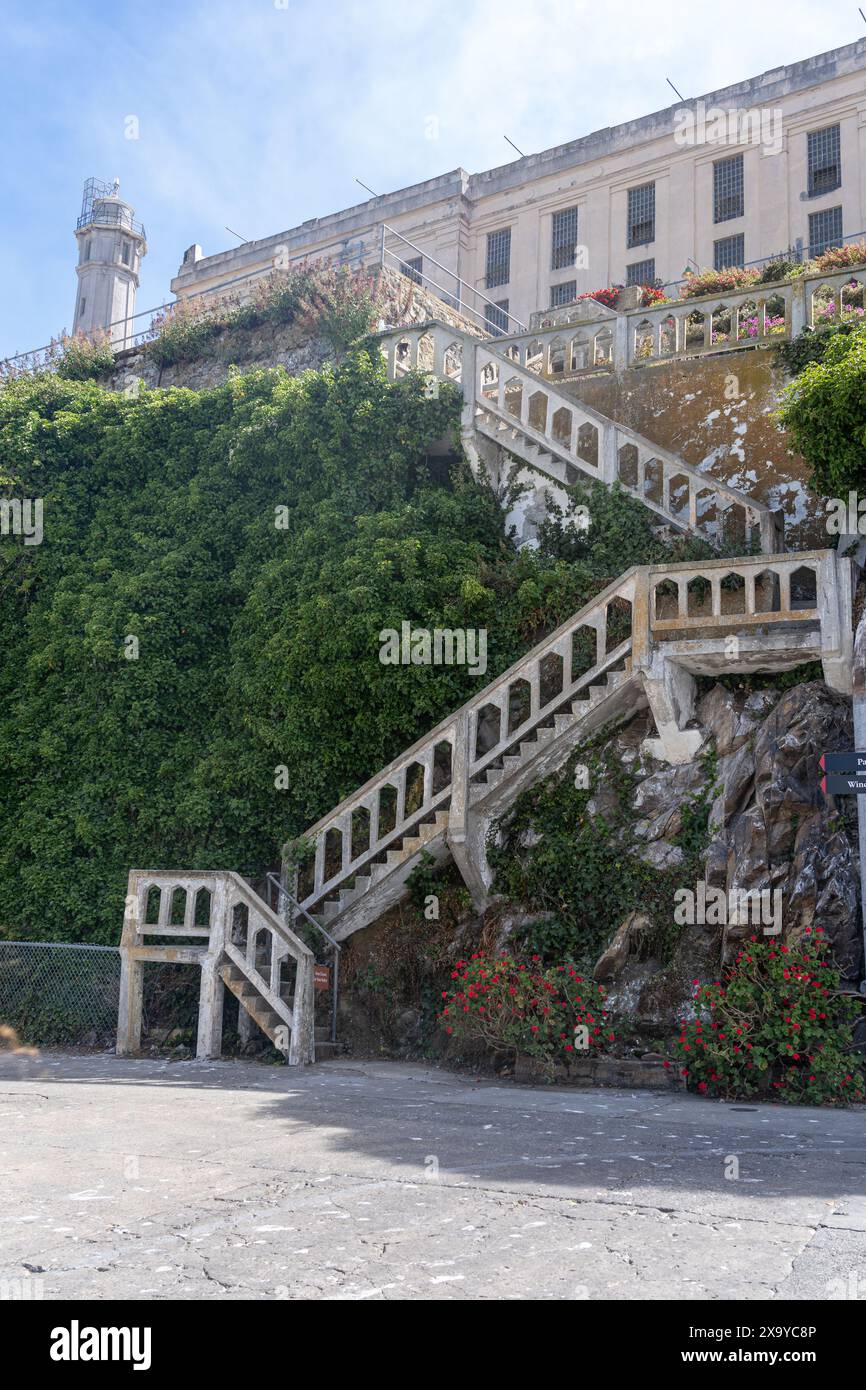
445, 710, 490, 910
196, 955, 225, 1060
289, 954, 315, 1065
116, 953, 143, 1055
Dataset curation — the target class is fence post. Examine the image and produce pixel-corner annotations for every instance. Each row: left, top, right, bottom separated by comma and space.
117, 873, 143, 1055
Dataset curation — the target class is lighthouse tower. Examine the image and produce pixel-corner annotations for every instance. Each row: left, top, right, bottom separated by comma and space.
72, 178, 147, 349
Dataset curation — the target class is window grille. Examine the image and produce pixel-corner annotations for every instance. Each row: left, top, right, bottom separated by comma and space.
627, 183, 655, 247
485, 229, 511, 288
400, 256, 422, 285
626, 259, 655, 287
713, 154, 744, 223
807, 125, 841, 197
551, 207, 578, 270
808, 206, 843, 257
550, 281, 577, 307
484, 299, 509, 336
713, 234, 745, 270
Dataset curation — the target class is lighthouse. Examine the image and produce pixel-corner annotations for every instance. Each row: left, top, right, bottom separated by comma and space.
72, 178, 147, 349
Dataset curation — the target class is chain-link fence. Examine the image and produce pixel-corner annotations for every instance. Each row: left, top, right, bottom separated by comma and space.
0, 941, 121, 1046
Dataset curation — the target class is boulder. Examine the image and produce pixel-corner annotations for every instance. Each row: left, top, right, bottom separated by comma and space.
593, 910, 651, 981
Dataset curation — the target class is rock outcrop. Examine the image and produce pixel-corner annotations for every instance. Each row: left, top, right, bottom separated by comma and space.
596, 679, 860, 1022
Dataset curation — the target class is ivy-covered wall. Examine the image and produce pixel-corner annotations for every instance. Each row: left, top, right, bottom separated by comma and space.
0, 348, 691, 944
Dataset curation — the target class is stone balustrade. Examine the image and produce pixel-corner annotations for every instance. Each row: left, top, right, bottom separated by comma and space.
419, 263, 866, 378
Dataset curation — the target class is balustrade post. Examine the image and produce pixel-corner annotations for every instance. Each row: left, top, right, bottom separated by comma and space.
615, 312, 629, 369
196, 876, 227, 1060
600, 425, 617, 485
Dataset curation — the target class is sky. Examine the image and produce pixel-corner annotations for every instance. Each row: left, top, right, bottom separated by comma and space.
0, 0, 863, 359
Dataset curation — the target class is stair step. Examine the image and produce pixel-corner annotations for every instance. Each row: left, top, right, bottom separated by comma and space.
502, 755, 523, 773
554, 712, 573, 733
485, 767, 505, 788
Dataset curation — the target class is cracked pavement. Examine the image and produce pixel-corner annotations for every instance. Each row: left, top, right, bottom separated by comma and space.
1, 1051, 865, 1300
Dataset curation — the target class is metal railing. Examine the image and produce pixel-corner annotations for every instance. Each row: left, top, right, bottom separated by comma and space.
266, 871, 340, 1044
378, 222, 526, 334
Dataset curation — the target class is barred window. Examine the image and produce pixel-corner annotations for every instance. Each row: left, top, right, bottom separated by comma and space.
713, 154, 744, 224
807, 125, 841, 197
627, 182, 655, 247
551, 207, 578, 270
486, 229, 511, 288
400, 256, 422, 285
626, 259, 655, 287
808, 206, 843, 257
485, 299, 509, 336
550, 281, 577, 307
713, 234, 745, 271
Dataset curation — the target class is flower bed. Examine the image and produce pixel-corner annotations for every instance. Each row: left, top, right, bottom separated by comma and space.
668, 928, 865, 1106
439, 953, 614, 1065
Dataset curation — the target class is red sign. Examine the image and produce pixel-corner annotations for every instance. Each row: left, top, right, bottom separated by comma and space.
314, 965, 331, 992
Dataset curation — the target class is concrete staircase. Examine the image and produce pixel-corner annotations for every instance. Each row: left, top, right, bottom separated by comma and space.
290, 550, 852, 949
379, 323, 784, 553
119, 316, 855, 1063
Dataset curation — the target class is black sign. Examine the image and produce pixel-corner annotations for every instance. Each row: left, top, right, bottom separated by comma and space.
820, 752, 866, 774
821, 773, 866, 796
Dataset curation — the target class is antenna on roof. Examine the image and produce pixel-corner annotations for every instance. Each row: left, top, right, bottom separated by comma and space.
355, 178, 379, 198
225, 226, 249, 243
503, 135, 525, 158
666, 77, 686, 101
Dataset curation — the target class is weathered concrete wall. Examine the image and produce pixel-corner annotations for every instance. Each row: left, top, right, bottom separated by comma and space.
564, 348, 824, 549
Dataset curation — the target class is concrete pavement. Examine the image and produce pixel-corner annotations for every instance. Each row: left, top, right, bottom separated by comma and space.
1, 1051, 864, 1300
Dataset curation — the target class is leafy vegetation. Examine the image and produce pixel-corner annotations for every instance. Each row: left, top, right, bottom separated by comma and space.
439, 953, 614, 1066
488, 741, 717, 972
0, 345, 689, 945
146, 263, 384, 367
776, 321, 866, 495
670, 929, 865, 1105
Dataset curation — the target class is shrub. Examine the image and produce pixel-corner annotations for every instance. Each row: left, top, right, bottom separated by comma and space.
679, 266, 761, 300
668, 928, 865, 1106
147, 298, 223, 366
813, 241, 866, 273
757, 258, 806, 285
776, 320, 866, 494
439, 953, 613, 1063
776, 322, 857, 375
145, 263, 383, 367
55, 332, 116, 382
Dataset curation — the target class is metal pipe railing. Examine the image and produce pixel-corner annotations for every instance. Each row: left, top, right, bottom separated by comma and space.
266, 871, 341, 1045
379, 222, 526, 332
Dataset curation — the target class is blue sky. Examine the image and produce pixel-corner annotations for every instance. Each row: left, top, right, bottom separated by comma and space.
0, 0, 862, 359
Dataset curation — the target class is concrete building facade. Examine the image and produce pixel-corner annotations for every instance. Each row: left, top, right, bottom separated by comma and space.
170, 38, 866, 333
